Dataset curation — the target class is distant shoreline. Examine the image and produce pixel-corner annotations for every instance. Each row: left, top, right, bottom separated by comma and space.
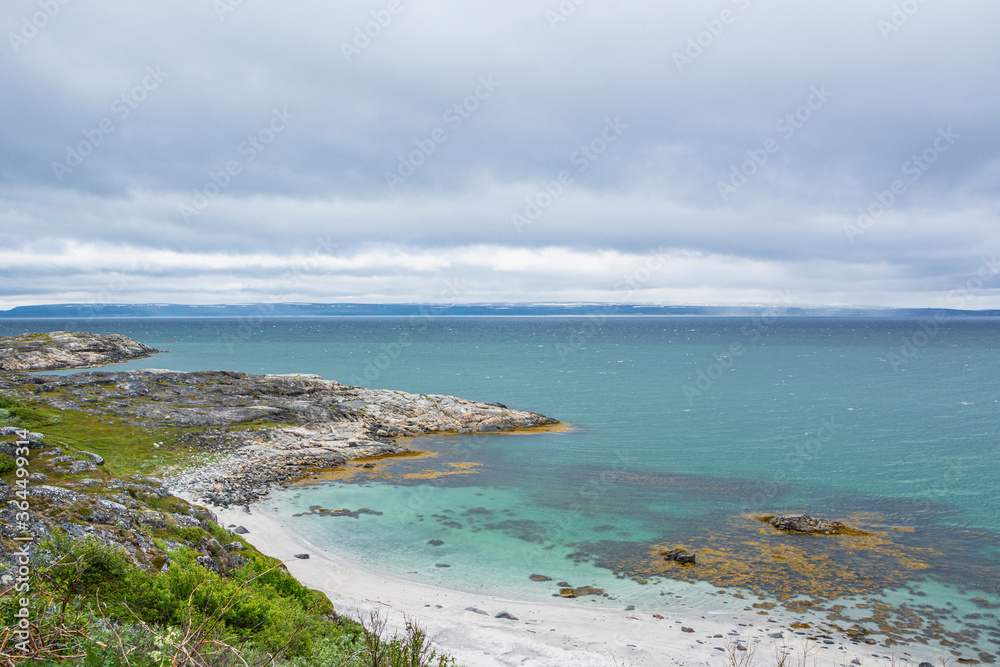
3, 303, 1000, 319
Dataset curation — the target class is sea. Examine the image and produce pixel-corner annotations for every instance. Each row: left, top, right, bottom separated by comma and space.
4, 316, 999, 655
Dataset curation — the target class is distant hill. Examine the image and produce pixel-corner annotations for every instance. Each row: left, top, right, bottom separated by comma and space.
2, 303, 999, 318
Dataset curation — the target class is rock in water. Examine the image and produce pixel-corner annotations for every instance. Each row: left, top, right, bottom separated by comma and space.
660, 549, 696, 564
767, 514, 862, 535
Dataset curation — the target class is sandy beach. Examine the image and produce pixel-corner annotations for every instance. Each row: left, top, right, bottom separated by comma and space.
194, 500, 943, 667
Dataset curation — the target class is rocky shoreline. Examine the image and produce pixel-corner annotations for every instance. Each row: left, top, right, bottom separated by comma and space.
0, 331, 160, 371
0, 366, 558, 507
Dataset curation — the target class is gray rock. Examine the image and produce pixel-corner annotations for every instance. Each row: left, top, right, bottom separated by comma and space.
196, 555, 218, 571
465, 607, 489, 615
293, 553, 310, 559
80, 451, 105, 466
495, 611, 518, 620
661, 549, 696, 564
233, 526, 250, 534
68, 460, 99, 474
768, 514, 852, 535
0, 331, 160, 372
223, 542, 244, 552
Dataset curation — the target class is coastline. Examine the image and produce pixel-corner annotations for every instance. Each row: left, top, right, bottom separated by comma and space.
197, 499, 935, 667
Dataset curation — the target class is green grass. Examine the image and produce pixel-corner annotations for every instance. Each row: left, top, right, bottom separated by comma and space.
0, 395, 60, 430
40, 409, 184, 476
0, 532, 457, 666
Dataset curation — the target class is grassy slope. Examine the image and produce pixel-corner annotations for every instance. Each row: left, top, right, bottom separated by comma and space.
0, 391, 456, 666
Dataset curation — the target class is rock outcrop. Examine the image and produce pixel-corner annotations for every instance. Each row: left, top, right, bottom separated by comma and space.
767, 514, 863, 536
0, 331, 160, 371
0, 368, 559, 507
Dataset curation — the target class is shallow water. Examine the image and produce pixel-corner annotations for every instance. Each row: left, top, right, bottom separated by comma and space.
5, 316, 999, 654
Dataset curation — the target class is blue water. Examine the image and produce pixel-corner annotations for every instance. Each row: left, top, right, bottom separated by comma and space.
5, 317, 999, 651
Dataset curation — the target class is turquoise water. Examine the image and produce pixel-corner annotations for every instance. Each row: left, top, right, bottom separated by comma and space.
5, 317, 999, 651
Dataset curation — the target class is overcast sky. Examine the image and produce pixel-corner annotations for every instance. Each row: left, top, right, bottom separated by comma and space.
1, 1, 998, 309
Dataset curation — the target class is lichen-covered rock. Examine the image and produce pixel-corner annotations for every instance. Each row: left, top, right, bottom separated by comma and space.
767, 514, 861, 535
0, 331, 160, 371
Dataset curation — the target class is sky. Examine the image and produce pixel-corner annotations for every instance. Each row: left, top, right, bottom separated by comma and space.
1, 0, 998, 309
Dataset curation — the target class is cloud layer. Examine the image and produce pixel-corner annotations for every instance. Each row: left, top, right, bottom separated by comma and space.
2, 0, 998, 308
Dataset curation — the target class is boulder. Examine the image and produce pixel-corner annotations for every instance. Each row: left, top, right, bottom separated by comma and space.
661, 549, 696, 564
80, 451, 105, 466
768, 514, 856, 535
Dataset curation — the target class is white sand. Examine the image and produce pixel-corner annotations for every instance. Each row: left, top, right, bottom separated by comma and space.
193, 501, 936, 667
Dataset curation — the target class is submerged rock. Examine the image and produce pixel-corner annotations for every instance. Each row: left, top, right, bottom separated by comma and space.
559, 585, 604, 598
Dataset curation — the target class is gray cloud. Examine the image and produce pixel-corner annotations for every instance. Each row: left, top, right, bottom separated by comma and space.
1, 0, 998, 308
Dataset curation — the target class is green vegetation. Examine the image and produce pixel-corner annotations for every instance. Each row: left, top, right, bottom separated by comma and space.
0, 387, 459, 665
1, 533, 456, 666
0, 395, 58, 430
0, 453, 15, 475
38, 407, 185, 476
